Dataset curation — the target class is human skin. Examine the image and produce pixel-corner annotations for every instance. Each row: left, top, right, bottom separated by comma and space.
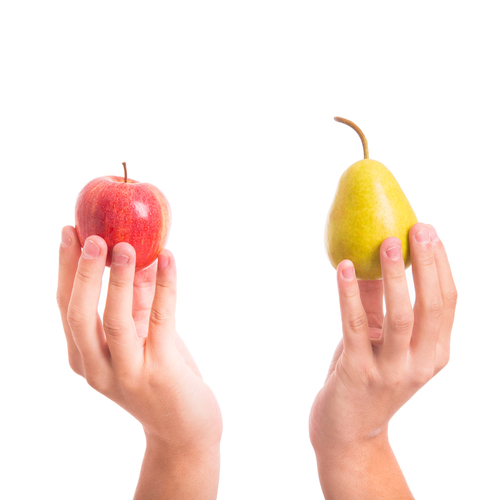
57, 226, 222, 499
309, 223, 457, 499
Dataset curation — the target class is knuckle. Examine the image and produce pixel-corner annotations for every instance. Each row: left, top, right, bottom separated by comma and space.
357, 363, 381, 388
345, 312, 368, 334
68, 354, 83, 376
108, 273, 130, 290
85, 372, 101, 391
435, 346, 450, 373
156, 279, 177, 296
411, 364, 435, 387
445, 287, 458, 309
76, 265, 94, 284
85, 370, 111, 394
340, 289, 358, 301
382, 372, 405, 391
102, 315, 126, 337
365, 363, 380, 384
435, 356, 449, 375
56, 290, 67, 311
115, 369, 139, 393
149, 306, 173, 328
418, 251, 436, 268
387, 268, 407, 284
426, 296, 444, 318
388, 309, 414, 332
377, 363, 405, 388
67, 305, 86, 330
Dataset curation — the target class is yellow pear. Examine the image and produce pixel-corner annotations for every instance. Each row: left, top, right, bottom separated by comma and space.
325, 117, 417, 280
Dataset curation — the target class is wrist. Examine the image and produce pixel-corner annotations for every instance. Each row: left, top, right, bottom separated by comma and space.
143, 419, 222, 453
313, 430, 413, 500
144, 432, 221, 466
313, 426, 390, 469
134, 436, 220, 500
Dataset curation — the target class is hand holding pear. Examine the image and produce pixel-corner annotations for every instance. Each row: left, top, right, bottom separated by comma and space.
325, 118, 417, 280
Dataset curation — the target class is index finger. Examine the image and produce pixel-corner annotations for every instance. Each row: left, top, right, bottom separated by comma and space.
56, 226, 84, 375
67, 235, 110, 376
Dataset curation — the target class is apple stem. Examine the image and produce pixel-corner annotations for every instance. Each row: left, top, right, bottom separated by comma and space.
334, 117, 369, 159
122, 162, 128, 183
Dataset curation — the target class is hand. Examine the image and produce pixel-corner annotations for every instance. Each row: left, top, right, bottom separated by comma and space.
57, 226, 222, 499
309, 223, 457, 498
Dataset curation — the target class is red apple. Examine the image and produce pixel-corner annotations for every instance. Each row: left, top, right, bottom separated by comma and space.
75, 163, 171, 270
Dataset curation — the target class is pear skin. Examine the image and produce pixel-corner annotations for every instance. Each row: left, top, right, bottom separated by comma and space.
326, 119, 417, 280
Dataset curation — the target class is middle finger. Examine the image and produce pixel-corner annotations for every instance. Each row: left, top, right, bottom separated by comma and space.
103, 243, 144, 373
378, 237, 414, 367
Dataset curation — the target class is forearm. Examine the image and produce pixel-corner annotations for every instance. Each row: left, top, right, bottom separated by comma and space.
314, 430, 414, 500
134, 438, 220, 500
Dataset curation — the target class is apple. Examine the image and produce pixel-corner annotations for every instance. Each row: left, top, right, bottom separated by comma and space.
75, 163, 171, 270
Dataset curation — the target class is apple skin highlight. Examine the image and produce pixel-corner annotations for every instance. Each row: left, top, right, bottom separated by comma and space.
75, 175, 171, 270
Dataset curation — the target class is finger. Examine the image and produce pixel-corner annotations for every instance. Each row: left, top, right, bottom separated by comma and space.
428, 225, 457, 372
103, 243, 143, 372
146, 249, 177, 360
132, 260, 158, 338
409, 223, 443, 364
358, 280, 384, 341
378, 237, 414, 365
336, 260, 372, 363
326, 338, 344, 382
57, 226, 84, 375
67, 236, 110, 376
175, 332, 202, 378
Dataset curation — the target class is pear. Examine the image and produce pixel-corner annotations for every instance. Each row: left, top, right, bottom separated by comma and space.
325, 117, 417, 280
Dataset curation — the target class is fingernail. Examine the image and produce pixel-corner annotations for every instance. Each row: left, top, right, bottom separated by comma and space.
61, 229, 72, 248
428, 225, 440, 243
386, 245, 402, 260
112, 251, 130, 266
83, 239, 100, 260
158, 252, 169, 271
342, 264, 355, 281
370, 329, 382, 340
415, 228, 430, 244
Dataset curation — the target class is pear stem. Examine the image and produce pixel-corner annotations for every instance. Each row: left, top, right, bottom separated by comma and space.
122, 162, 127, 183
334, 117, 369, 159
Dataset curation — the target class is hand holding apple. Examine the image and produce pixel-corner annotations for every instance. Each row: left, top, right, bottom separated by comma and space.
75, 163, 171, 270
57, 229, 222, 498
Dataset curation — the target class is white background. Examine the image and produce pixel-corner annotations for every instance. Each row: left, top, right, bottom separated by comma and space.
1, 1, 499, 498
